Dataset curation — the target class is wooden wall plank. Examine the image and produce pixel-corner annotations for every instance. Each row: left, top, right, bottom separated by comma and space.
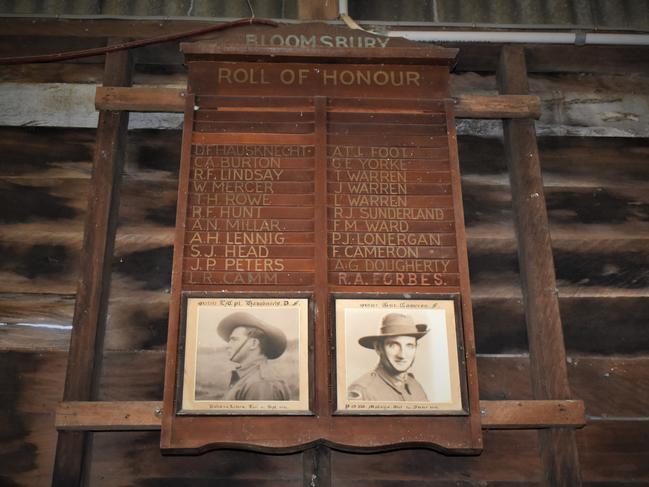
1, 349, 646, 486
0, 97, 648, 483
2, 128, 647, 357
0, 351, 66, 487
0, 322, 71, 352
578, 422, 649, 483
94, 351, 649, 420
88, 432, 304, 487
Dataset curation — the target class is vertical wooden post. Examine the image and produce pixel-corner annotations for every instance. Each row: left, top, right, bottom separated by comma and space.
497, 46, 582, 486
52, 43, 132, 487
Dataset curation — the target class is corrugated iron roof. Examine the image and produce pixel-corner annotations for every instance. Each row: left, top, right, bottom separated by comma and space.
0, 0, 647, 30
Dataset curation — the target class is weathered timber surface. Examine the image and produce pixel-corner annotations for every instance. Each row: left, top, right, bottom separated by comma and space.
330, 419, 649, 485
89, 431, 304, 486
1, 350, 648, 486
97, 293, 649, 355
85, 424, 649, 485
1, 111, 648, 482
4, 81, 649, 136
1, 128, 648, 358
0, 351, 66, 486
94, 351, 649, 419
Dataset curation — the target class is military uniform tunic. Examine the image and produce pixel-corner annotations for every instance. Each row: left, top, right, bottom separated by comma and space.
223, 358, 290, 401
347, 363, 429, 401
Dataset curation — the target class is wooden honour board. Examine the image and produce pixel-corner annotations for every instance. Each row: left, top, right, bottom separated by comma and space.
162, 23, 482, 453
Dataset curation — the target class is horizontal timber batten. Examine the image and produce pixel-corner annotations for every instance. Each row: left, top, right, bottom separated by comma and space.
55, 400, 585, 431
94, 87, 540, 119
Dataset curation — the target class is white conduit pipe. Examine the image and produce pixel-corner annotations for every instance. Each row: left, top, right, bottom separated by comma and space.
387, 30, 649, 46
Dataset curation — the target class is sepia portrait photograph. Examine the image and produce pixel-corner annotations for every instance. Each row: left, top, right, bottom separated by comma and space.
334, 296, 466, 415
178, 295, 311, 414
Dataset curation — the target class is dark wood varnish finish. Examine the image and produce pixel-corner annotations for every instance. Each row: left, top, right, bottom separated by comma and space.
161, 25, 482, 453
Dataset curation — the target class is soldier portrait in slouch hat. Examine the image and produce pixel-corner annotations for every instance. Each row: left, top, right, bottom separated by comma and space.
179, 296, 311, 414
335, 297, 465, 414
347, 313, 430, 402
217, 311, 291, 401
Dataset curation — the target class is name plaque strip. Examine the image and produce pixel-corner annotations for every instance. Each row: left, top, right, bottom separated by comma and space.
196, 110, 316, 122
328, 112, 446, 124
187, 218, 315, 232
183, 258, 315, 272
187, 245, 315, 258
328, 134, 449, 148
329, 272, 460, 287
187, 194, 315, 206
327, 220, 455, 232
187, 206, 315, 219
328, 185, 451, 196
192, 169, 316, 182
327, 146, 448, 159
194, 121, 316, 134
328, 259, 459, 273
182, 97, 318, 289
189, 182, 315, 194
326, 100, 460, 290
192, 146, 315, 158
192, 132, 314, 145
183, 271, 316, 286
328, 123, 447, 137
328, 170, 452, 183
328, 246, 457, 259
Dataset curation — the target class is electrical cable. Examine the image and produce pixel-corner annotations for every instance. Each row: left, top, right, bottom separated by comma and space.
0, 17, 278, 65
